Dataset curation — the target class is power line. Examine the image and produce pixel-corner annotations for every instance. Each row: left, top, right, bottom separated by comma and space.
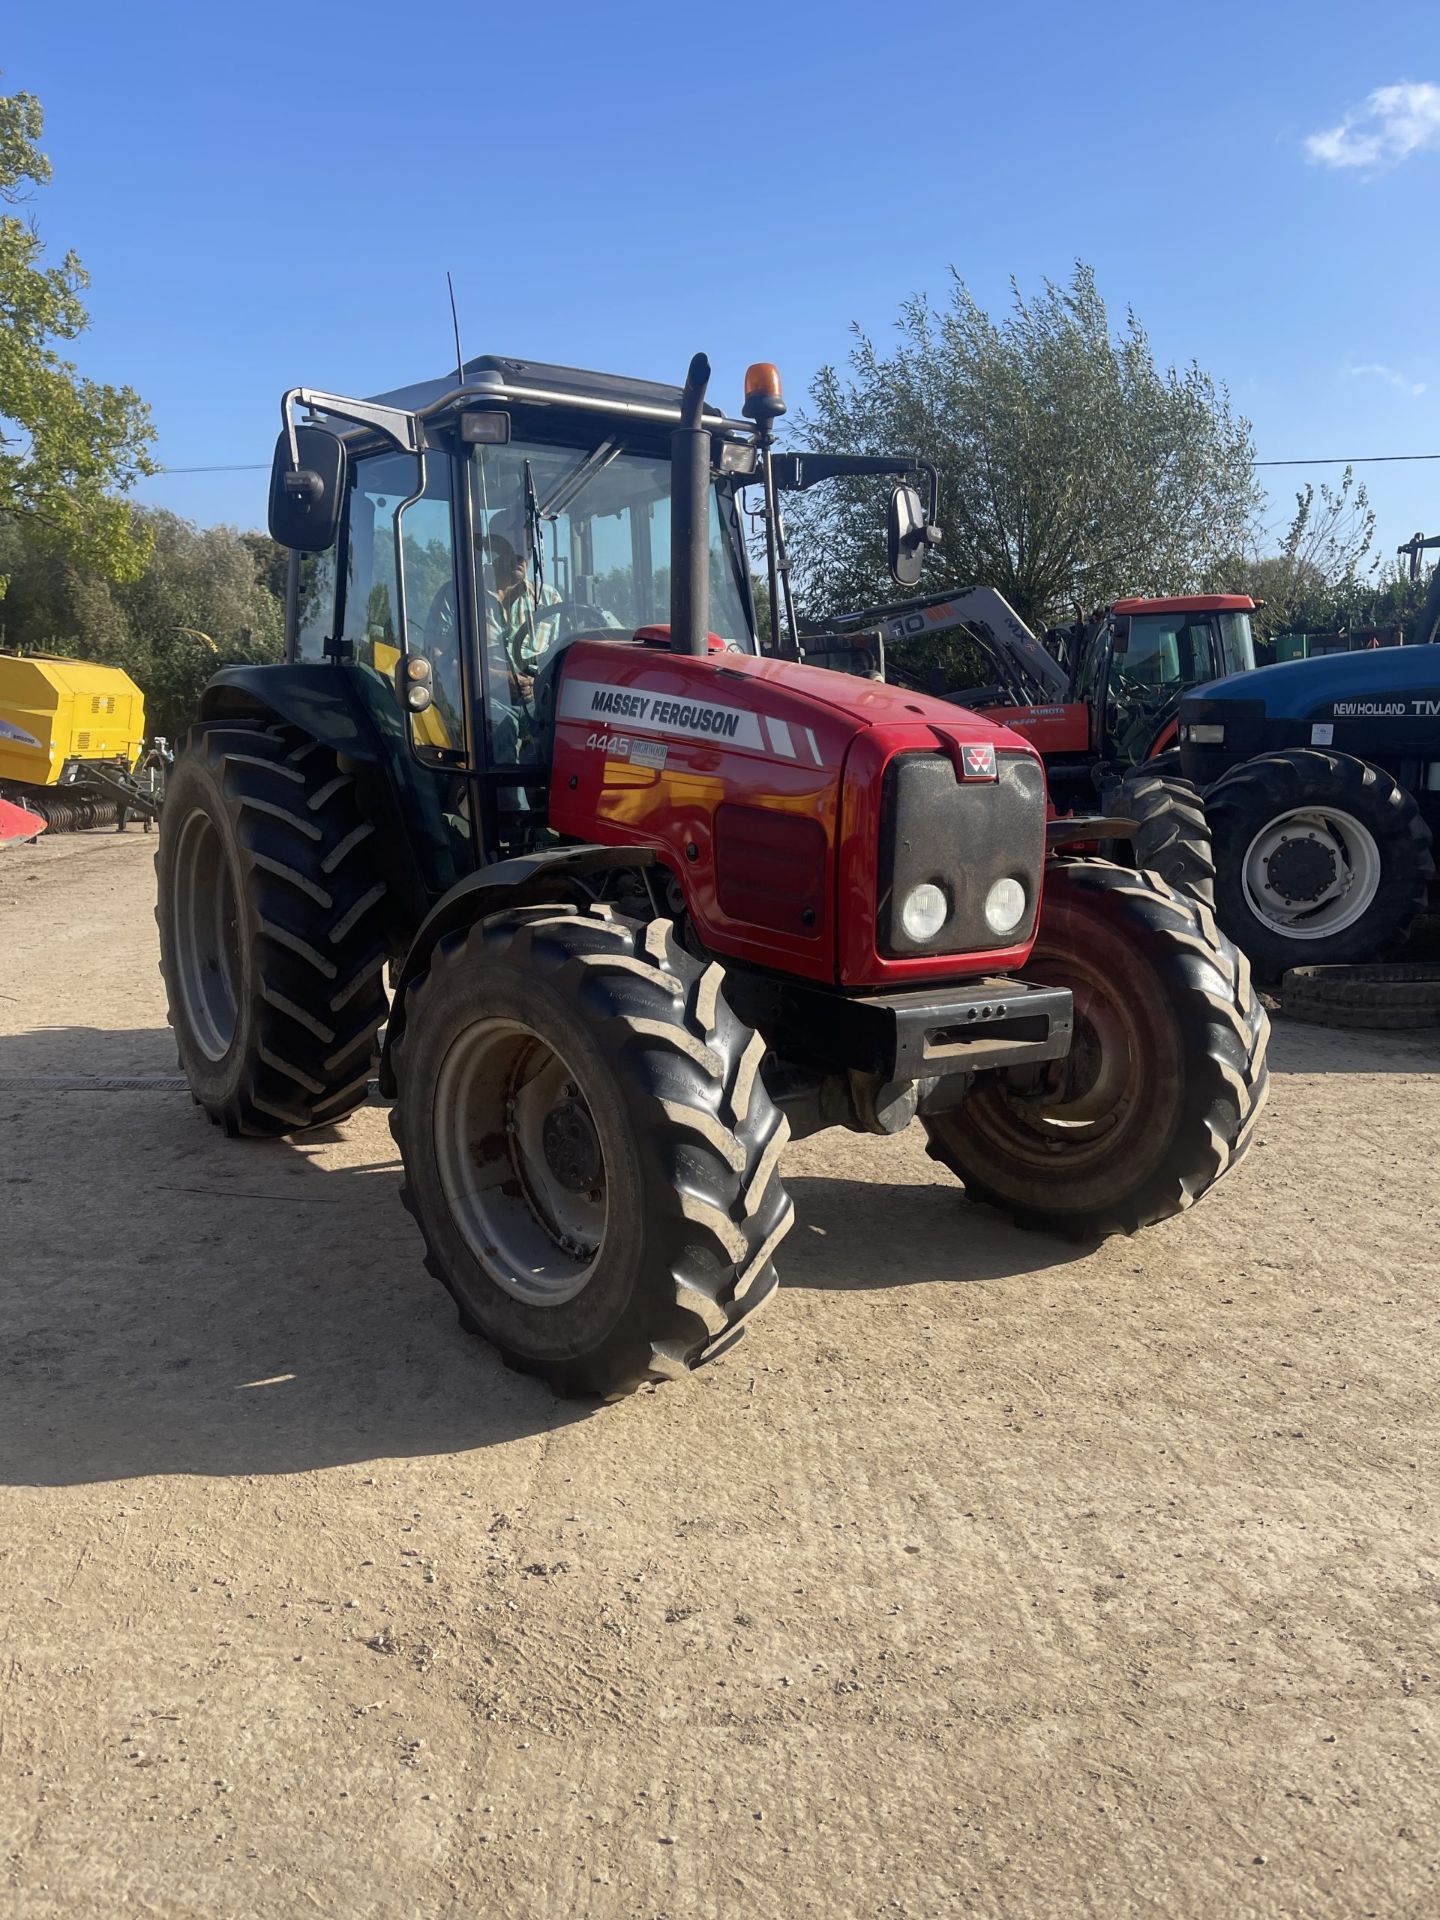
153, 451, 1440, 477
1256, 452, 1440, 467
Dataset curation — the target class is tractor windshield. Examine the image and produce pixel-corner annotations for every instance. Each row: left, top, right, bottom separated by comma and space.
469, 440, 753, 766
1216, 610, 1256, 678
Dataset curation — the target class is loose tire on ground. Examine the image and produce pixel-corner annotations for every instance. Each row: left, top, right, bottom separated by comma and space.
1206, 749, 1434, 979
922, 860, 1269, 1239
1281, 962, 1440, 1030
1104, 768, 1216, 906
388, 904, 794, 1398
156, 721, 389, 1136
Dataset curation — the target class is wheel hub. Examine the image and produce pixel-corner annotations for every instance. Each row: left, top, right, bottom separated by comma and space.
1053, 1019, 1103, 1106
542, 1097, 602, 1194
1264, 833, 1338, 905
435, 1021, 608, 1308
998, 979, 1134, 1140
1241, 804, 1382, 937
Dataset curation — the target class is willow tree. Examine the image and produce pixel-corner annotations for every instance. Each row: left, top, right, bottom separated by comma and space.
788, 264, 1260, 629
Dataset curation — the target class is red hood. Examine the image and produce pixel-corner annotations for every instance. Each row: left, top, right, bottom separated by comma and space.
695, 649, 1036, 752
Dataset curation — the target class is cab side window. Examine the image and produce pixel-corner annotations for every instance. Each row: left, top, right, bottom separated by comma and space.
402, 454, 462, 756
338, 451, 463, 757
294, 548, 338, 662
339, 452, 413, 669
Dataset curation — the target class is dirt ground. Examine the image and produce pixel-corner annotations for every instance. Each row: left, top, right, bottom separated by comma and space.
1, 830, 1437, 1919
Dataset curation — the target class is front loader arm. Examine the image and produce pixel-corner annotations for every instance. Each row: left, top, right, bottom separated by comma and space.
815, 585, 1070, 704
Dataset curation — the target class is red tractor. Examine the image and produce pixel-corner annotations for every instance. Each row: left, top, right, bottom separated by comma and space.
793, 581, 1261, 907
156, 354, 1268, 1399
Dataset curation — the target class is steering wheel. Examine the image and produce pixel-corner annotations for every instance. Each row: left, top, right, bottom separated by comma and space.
531, 599, 616, 639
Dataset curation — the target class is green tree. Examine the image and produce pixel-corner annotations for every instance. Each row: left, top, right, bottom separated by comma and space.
240, 530, 289, 604
113, 509, 283, 660
1225, 467, 1379, 643
0, 83, 156, 580
0, 506, 285, 739
787, 263, 1261, 629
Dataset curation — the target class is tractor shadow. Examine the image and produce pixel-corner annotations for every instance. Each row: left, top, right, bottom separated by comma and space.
0, 1027, 1083, 1488
0, 1021, 180, 1079
0, 1026, 585, 1488
8, 1001, 1416, 1489
779, 1171, 1078, 1294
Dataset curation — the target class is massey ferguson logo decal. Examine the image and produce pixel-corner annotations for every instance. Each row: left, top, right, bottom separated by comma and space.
962, 743, 997, 780
558, 678, 765, 749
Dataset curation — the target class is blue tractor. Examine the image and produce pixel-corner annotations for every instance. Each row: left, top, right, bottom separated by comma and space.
1178, 613, 1440, 977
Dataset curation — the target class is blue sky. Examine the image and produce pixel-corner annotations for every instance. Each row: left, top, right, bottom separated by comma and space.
9, 0, 1440, 568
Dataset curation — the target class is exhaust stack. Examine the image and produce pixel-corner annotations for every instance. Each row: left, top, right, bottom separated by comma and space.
670, 353, 712, 657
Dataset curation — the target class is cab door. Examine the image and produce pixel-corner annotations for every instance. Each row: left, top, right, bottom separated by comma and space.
332, 446, 476, 896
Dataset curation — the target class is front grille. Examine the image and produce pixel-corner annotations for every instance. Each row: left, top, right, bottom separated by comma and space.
878, 750, 1046, 957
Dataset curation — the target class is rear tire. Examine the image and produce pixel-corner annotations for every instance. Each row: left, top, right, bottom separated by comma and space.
1206, 749, 1434, 978
921, 861, 1269, 1238
156, 721, 389, 1135
1104, 768, 1216, 906
388, 904, 794, 1398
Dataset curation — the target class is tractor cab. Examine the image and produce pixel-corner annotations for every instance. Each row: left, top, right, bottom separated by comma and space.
1071, 595, 1257, 765
276, 359, 769, 890
267, 356, 937, 896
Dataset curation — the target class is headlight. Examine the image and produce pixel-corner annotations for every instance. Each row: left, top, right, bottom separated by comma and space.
984, 876, 1027, 936
1186, 723, 1225, 744
900, 882, 949, 942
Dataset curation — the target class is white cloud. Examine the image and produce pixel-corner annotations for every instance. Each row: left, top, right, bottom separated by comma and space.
1345, 361, 1428, 397
1305, 81, 1440, 171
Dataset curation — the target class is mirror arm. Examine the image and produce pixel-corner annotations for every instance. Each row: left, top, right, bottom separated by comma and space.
279, 388, 305, 476
916, 460, 941, 540
279, 387, 421, 465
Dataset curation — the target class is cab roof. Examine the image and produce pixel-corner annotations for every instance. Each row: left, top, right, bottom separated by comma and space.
1111, 595, 1255, 614
370, 354, 730, 423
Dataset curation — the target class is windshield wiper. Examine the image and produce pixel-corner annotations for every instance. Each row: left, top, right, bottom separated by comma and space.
522, 458, 547, 607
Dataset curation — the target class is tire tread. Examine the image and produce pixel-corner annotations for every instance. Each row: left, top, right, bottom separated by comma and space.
388, 909, 793, 1397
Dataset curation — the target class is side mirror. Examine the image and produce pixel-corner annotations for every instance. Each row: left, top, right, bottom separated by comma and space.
268, 425, 347, 552
1110, 616, 1131, 658
887, 483, 930, 589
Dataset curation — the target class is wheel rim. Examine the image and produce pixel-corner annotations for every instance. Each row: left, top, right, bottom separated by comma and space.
434, 1018, 607, 1308
172, 806, 242, 1061
1240, 805, 1382, 939
974, 947, 1150, 1168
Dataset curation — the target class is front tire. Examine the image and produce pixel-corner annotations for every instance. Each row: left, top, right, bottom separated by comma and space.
157, 721, 389, 1135
922, 861, 1269, 1238
388, 904, 794, 1398
1104, 767, 1216, 906
1205, 749, 1434, 978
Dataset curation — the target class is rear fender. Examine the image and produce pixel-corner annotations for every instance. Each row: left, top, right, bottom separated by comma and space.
377, 844, 657, 1094
197, 663, 428, 932
199, 664, 383, 762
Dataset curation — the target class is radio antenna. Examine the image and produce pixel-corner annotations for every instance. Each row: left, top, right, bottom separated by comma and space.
446, 272, 465, 389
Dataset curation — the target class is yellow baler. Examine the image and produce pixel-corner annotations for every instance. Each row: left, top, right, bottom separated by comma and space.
0, 654, 160, 831
0, 654, 147, 788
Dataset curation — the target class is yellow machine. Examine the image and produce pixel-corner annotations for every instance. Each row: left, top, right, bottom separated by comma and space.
0, 653, 146, 787
0, 653, 160, 831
